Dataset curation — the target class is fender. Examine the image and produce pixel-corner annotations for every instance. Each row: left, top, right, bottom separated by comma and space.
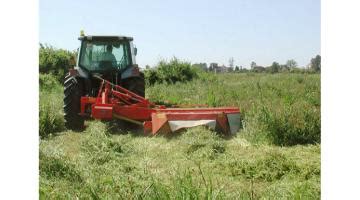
73, 66, 90, 79
68, 67, 91, 95
121, 65, 141, 79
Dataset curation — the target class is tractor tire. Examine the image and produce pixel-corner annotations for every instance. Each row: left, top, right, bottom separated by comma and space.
122, 74, 145, 97
63, 76, 85, 130
119, 75, 145, 131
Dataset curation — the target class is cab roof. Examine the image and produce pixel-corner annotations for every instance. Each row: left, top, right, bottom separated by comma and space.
78, 35, 133, 41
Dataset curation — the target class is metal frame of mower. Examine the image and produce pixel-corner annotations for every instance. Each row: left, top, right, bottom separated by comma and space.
79, 75, 241, 135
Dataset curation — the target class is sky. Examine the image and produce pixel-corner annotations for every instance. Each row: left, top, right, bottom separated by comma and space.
39, 0, 320, 68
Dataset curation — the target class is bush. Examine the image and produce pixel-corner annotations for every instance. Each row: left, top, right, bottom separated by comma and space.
144, 68, 159, 86
144, 57, 199, 85
39, 73, 60, 91
39, 44, 75, 83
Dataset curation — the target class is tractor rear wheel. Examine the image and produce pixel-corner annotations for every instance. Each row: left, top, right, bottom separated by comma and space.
63, 75, 85, 130
122, 74, 145, 97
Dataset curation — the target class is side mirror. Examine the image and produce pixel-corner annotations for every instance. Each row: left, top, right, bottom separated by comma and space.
134, 47, 137, 56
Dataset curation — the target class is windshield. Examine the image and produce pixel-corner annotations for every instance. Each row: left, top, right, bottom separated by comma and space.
79, 40, 132, 71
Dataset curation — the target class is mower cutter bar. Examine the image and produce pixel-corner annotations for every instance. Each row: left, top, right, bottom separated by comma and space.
80, 76, 241, 135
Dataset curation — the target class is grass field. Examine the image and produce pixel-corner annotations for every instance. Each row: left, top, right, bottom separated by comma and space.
39, 73, 320, 199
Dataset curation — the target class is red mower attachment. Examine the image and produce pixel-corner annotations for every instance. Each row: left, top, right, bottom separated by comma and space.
80, 75, 241, 135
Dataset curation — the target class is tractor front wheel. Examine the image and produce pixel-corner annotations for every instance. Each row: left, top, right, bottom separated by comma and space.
63, 75, 85, 130
119, 75, 145, 130
122, 74, 145, 97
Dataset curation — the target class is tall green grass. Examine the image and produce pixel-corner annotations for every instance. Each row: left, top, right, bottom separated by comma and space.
39, 74, 64, 138
147, 73, 320, 146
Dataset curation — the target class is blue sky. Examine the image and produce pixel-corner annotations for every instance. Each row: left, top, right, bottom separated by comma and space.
40, 0, 320, 68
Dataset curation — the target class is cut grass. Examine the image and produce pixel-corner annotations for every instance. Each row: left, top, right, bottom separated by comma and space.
40, 121, 320, 199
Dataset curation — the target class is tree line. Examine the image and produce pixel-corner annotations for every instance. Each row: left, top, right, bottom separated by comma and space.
192, 55, 321, 73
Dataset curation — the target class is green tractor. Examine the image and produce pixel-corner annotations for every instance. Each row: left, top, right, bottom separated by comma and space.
64, 33, 145, 130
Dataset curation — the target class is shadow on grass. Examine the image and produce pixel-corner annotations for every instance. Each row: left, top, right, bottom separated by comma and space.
151, 100, 177, 107
152, 100, 210, 108
160, 128, 238, 141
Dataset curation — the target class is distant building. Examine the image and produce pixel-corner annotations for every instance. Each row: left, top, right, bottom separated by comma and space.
216, 65, 228, 73
209, 63, 218, 72
209, 63, 234, 73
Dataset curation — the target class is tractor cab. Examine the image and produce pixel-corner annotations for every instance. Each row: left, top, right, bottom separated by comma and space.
77, 35, 137, 73
70, 34, 143, 98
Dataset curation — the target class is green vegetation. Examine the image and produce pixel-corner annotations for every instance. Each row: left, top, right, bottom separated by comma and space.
40, 122, 320, 199
39, 70, 320, 199
147, 73, 320, 146
39, 44, 75, 82
39, 74, 64, 138
144, 57, 200, 85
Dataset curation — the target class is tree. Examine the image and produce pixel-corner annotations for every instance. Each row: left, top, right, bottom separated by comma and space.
250, 61, 256, 69
235, 66, 240, 71
311, 55, 321, 72
145, 65, 150, 69
270, 62, 280, 73
286, 59, 297, 69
